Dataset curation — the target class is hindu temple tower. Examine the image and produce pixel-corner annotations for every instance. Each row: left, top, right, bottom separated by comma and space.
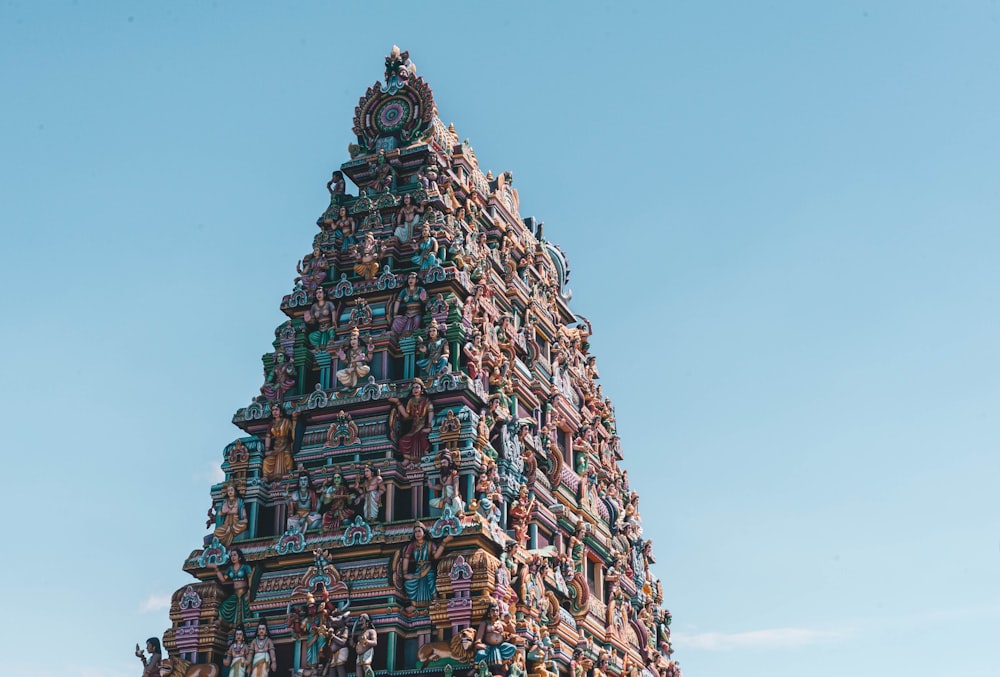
153, 46, 681, 677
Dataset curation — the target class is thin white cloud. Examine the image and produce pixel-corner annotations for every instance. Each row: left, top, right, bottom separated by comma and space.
206, 462, 225, 484
675, 626, 854, 651
139, 592, 172, 613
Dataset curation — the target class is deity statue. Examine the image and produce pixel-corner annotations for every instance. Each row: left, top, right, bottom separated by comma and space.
400, 522, 452, 612
472, 602, 518, 674
262, 406, 296, 482
518, 555, 545, 616
296, 244, 330, 295
286, 468, 322, 533
322, 609, 352, 677
260, 351, 296, 402
569, 520, 587, 575
428, 448, 464, 514
352, 464, 385, 523
370, 149, 396, 193
352, 232, 380, 280
348, 296, 373, 328
335, 328, 374, 390
212, 548, 254, 628
353, 614, 377, 677
393, 193, 424, 243
463, 330, 485, 382
411, 222, 440, 272
570, 649, 593, 677
389, 272, 427, 337
304, 286, 338, 350
327, 170, 346, 204
416, 319, 450, 381
211, 481, 248, 547
223, 626, 250, 677
319, 472, 355, 531
134, 637, 162, 677
508, 492, 535, 548
388, 379, 433, 468
332, 205, 356, 251
250, 621, 277, 676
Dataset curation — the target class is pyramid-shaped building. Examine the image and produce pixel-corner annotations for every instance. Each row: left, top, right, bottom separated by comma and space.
151, 47, 681, 677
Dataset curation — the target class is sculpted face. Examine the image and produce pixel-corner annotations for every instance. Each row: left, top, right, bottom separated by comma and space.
257, 624, 267, 639
226, 485, 236, 499
299, 475, 309, 491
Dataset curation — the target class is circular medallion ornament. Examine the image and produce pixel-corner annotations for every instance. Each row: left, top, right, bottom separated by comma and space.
375, 97, 412, 134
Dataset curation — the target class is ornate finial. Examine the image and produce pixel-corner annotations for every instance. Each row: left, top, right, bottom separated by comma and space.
383, 45, 415, 95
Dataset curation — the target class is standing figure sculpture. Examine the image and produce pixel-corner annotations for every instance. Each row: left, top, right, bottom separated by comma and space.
400, 521, 452, 612
262, 406, 296, 482
250, 621, 277, 677
352, 463, 386, 523
388, 378, 433, 468
305, 286, 338, 350
211, 482, 248, 547
353, 614, 377, 677
223, 627, 250, 677
335, 328, 374, 391
212, 548, 254, 629
135, 637, 162, 677
416, 319, 450, 381
389, 272, 427, 338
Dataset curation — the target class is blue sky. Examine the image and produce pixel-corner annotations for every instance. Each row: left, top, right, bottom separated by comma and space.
1, 2, 998, 676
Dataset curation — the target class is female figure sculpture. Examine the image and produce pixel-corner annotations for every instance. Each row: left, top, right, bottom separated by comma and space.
262, 406, 296, 482
212, 548, 253, 628
305, 286, 338, 350
410, 223, 440, 272
393, 193, 424, 244
416, 319, 450, 381
332, 206, 356, 251
335, 328, 374, 390
212, 482, 248, 547
296, 244, 330, 295
389, 272, 427, 338
400, 521, 451, 612
463, 330, 484, 382
319, 473, 354, 531
388, 379, 433, 468
135, 637, 162, 677
260, 351, 296, 402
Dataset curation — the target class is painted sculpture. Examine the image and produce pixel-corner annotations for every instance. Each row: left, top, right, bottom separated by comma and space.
151, 46, 681, 677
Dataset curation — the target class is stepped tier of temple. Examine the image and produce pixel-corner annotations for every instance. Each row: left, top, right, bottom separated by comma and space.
146, 46, 681, 677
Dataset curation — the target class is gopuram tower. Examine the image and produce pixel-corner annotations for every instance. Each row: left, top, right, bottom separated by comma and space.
151, 47, 681, 677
